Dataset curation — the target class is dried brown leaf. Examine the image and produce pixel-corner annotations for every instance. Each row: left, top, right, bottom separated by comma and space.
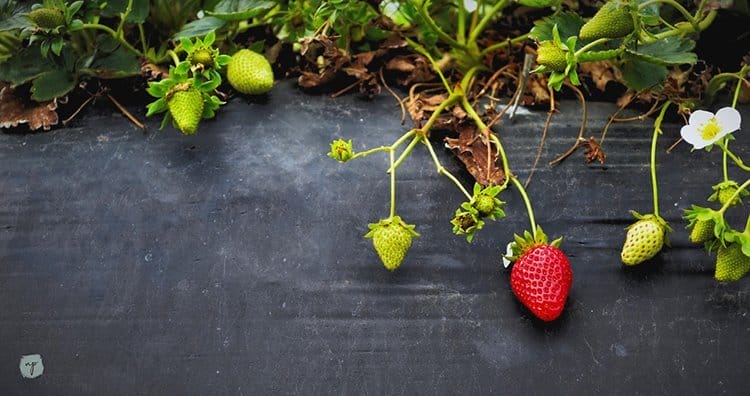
583, 136, 606, 164
0, 84, 58, 131
579, 60, 616, 92
445, 121, 506, 186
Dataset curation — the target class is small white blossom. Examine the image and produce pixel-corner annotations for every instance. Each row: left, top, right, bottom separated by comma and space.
680, 107, 741, 149
502, 242, 514, 268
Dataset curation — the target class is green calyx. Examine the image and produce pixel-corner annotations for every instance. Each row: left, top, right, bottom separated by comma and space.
629, 210, 673, 235
684, 205, 726, 246
189, 47, 217, 68
708, 180, 748, 207
328, 139, 354, 162
470, 183, 505, 220
451, 208, 485, 243
505, 226, 562, 264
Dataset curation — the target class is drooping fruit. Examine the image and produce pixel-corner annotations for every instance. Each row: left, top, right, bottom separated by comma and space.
227, 49, 274, 95
579, 1, 634, 41
167, 86, 204, 135
715, 243, 750, 282
364, 216, 419, 271
507, 227, 572, 322
689, 218, 716, 244
536, 41, 567, 72
621, 213, 670, 265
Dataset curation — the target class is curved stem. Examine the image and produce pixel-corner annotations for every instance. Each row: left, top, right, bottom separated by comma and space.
642, 10, 717, 43
117, 0, 134, 35
390, 135, 422, 172
424, 138, 472, 200
510, 176, 537, 233
651, 101, 671, 217
389, 149, 396, 218
574, 38, 611, 56
415, 2, 467, 50
721, 146, 750, 172
479, 33, 529, 57
468, 0, 508, 44
78, 23, 144, 57
405, 37, 453, 94
638, 0, 699, 30
718, 179, 750, 214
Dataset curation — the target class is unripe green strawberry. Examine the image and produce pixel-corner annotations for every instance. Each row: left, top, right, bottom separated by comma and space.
579, 1, 634, 41
167, 86, 204, 135
715, 243, 750, 282
189, 47, 215, 68
28, 8, 65, 29
536, 41, 567, 72
227, 49, 274, 95
621, 214, 668, 265
364, 216, 419, 271
474, 194, 496, 217
689, 219, 715, 244
718, 185, 741, 207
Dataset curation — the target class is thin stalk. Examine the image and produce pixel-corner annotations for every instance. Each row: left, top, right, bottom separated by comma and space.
424, 138, 472, 200
718, 179, 750, 214
79, 24, 144, 57
116, 0, 134, 35
468, 0, 508, 44
415, 3, 467, 50
389, 149, 396, 218
405, 37, 453, 95
390, 135, 422, 172
574, 38, 611, 56
510, 176, 537, 234
352, 130, 417, 161
720, 146, 750, 172
479, 33, 529, 57
457, 1, 466, 44
651, 101, 671, 217
723, 138, 729, 182
638, 0, 700, 30
137, 24, 148, 55
642, 10, 716, 43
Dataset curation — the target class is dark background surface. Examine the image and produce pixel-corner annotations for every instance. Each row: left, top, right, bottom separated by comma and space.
1, 80, 749, 394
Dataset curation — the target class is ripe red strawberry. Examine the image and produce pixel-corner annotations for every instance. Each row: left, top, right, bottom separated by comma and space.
507, 227, 572, 322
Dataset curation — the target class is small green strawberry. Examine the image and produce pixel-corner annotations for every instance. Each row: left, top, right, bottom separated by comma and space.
227, 49, 274, 95
579, 1, 634, 41
470, 184, 505, 220
621, 212, 671, 265
328, 139, 354, 162
689, 218, 716, 244
364, 216, 419, 271
28, 7, 65, 30
715, 242, 750, 282
167, 85, 204, 135
708, 180, 748, 208
536, 41, 567, 72
474, 194, 496, 217
189, 47, 216, 68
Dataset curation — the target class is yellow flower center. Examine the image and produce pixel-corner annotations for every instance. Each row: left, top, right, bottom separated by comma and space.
698, 117, 722, 141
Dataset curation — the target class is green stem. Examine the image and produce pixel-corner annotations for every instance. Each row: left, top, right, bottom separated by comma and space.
720, 146, 750, 172
138, 23, 148, 55
389, 149, 396, 219
390, 135, 422, 172
468, 0, 508, 44
457, 1, 466, 45
642, 10, 717, 44
479, 33, 529, 57
718, 179, 750, 215
510, 176, 537, 234
78, 23, 144, 57
415, 3, 467, 50
405, 37, 453, 94
167, 49, 180, 67
424, 138, 472, 200
732, 76, 746, 108
723, 138, 729, 182
638, 0, 700, 30
117, 0, 134, 35
574, 38, 611, 56
651, 101, 671, 217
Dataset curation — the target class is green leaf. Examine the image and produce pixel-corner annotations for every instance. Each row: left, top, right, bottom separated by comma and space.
635, 0, 661, 26
51, 36, 63, 56
529, 11, 585, 43
206, 0, 276, 21
146, 97, 168, 116
620, 57, 668, 91
89, 46, 140, 78
624, 37, 697, 65
100, 0, 150, 23
173, 17, 226, 39
0, 15, 31, 31
0, 45, 57, 85
517, 0, 562, 7
30, 69, 77, 101
248, 40, 265, 53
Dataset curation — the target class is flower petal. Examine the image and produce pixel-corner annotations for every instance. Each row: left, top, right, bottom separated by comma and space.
688, 110, 714, 126
716, 107, 741, 133
681, 124, 709, 149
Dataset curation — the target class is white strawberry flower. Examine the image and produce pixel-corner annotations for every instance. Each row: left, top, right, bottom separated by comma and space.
502, 241, 514, 268
680, 107, 741, 149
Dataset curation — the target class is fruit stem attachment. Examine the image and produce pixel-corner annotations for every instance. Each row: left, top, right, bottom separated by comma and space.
389, 148, 396, 219
718, 179, 750, 215
650, 101, 671, 217
424, 138, 472, 200
510, 175, 537, 235
574, 38, 611, 56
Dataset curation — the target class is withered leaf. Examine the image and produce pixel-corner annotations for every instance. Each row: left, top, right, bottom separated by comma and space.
445, 120, 506, 186
583, 136, 606, 164
579, 60, 616, 92
386, 54, 435, 85
0, 84, 58, 131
